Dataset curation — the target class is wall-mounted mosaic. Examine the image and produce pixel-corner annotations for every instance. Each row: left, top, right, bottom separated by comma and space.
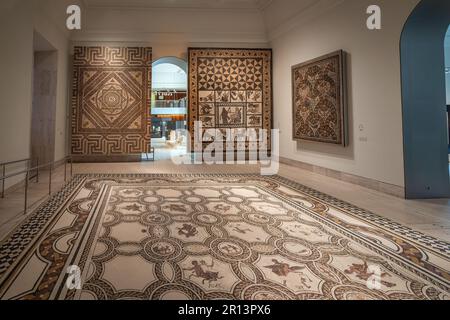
71, 46, 152, 158
188, 48, 272, 151
292, 50, 348, 146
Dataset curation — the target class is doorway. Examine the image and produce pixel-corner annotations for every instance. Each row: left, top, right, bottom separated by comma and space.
400, 0, 450, 199
30, 31, 57, 166
150, 57, 188, 160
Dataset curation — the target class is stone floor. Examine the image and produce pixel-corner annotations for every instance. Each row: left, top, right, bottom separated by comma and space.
0, 160, 449, 242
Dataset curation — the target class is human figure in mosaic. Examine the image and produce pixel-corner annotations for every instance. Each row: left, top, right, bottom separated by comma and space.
221, 107, 229, 125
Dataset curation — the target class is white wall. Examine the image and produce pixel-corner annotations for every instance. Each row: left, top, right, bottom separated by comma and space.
0, 1, 34, 186
33, 6, 71, 161
0, 0, 70, 189
269, 0, 419, 187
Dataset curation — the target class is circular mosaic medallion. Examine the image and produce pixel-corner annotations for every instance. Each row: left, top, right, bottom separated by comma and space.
275, 238, 322, 262
211, 238, 251, 262
195, 213, 219, 224
144, 239, 182, 261
141, 212, 170, 226
218, 241, 244, 256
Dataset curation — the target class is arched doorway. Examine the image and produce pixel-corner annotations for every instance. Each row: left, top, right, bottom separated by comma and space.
151, 57, 188, 160
400, 0, 450, 198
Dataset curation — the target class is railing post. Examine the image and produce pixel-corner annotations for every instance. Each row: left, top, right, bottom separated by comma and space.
36, 158, 39, 183
1, 164, 5, 199
24, 170, 29, 214
64, 158, 67, 182
49, 164, 52, 196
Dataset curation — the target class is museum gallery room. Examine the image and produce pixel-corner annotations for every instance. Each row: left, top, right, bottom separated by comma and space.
0, 0, 449, 302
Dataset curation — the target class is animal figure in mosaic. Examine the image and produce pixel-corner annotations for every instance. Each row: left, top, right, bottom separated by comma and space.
219, 92, 230, 102
264, 259, 312, 288
177, 224, 198, 238
124, 204, 142, 212
232, 92, 246, 102
344, 262, 395, 288
202, 117, 214, 127
248, 91, 261, 101
248, 116, 261, 126
201, 104, 213, 115
153, 243, 173, 255
200, 92, 214, 102
184, 260, 224, 287
247, 104, 260, 114
147, 214, 164, 223
229, 108, 242, 124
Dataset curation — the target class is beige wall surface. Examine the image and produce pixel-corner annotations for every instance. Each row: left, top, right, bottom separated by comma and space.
270, 0, 420, 187
0, 0, 70, 189
0, 1, 34, 188
33, 7, 70, 162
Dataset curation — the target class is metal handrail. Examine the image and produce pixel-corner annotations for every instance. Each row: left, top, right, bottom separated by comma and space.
1, 158, 36, 199
0, 156, 73, 214
0, 158, 31, 167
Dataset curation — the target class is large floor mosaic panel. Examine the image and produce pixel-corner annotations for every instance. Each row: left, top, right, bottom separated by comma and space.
0, 174, 448, 300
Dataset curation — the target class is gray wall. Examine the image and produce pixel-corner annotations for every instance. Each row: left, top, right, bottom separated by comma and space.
445, 27, 450, 105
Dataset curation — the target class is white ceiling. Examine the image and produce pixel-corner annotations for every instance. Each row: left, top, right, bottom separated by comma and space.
82, 0, 273, 10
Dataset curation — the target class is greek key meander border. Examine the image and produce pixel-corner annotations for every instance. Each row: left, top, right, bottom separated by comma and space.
0, 173, 448, 282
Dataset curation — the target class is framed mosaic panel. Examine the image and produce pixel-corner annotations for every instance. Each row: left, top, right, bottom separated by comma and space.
71, 46, 152, 159
292, 50, 348, 146
188, 48, 272, 151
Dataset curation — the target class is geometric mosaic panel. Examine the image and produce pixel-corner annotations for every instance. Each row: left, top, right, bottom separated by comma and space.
71, 47, 152, 156
188, 48, 272, 151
